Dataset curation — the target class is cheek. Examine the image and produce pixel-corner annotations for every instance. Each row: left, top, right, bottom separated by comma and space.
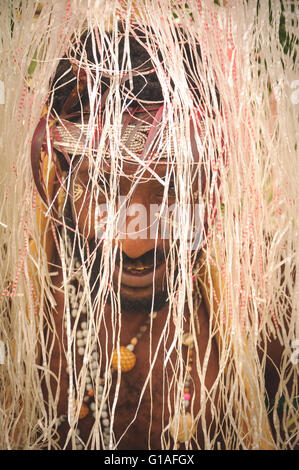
72, 198, 96, 241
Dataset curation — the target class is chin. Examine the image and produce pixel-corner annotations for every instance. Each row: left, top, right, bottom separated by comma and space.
116, 285, 168, 315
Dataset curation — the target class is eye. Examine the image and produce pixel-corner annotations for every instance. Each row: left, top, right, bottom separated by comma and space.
97, 175, 109, 192
155, 179, 176, 201
93, 173, 111, 200
168, 181, 176, 197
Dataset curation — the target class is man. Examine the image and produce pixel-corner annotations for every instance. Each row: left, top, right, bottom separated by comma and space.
32, 25, 223, 450
30, 23, 290, 450
1, 1, 297, 451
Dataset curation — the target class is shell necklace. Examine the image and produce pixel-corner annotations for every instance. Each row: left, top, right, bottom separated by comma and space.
62, 236, 159, 448
62, 235, 201, 449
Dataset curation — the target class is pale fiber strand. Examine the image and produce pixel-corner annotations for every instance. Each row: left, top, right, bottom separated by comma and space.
0, 0, 298, 449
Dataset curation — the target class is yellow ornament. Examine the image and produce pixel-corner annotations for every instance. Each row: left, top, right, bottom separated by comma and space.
57, 187, 66, 216
112, 346, 136, 372
169, 412, 195, 443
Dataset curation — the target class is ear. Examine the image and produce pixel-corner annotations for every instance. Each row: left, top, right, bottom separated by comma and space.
47, 143, 71, 216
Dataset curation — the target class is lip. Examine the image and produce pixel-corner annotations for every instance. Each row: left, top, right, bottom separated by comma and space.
113, 261, 166, 288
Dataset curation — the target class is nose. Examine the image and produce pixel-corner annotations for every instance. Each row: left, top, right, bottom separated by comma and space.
119, 193, 157, 259
121, 238, 156, 259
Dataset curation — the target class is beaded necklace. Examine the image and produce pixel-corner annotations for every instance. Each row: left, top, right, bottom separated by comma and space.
61, 235, 202, 449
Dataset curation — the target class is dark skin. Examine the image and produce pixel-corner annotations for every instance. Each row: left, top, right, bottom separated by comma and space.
49, 271, 219, 449
46, 156, 222, 450
42, 116, 297, 449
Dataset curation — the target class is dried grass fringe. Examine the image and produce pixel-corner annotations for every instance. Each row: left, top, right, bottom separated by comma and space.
0, 0, 298, 450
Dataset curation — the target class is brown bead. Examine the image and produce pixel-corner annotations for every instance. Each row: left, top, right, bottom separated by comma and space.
76, 400, 89, 419
112, 346, 136, 372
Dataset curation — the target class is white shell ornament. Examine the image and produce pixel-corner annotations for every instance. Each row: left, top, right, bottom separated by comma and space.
182, 333, 194, 347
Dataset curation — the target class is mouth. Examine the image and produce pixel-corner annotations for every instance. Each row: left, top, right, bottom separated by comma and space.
113, 249, 167, 288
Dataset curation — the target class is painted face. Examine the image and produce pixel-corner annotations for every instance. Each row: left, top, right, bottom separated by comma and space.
66, 112, 205, 314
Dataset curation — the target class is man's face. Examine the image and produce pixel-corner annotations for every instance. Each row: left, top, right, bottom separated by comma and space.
68, 115, 203, 314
